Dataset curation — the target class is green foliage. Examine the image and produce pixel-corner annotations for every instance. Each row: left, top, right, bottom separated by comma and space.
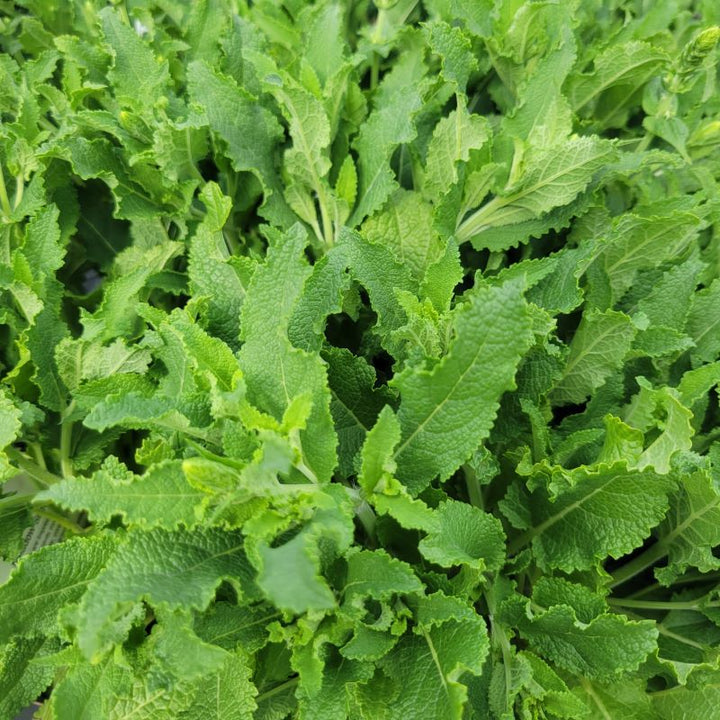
1, 1, 720, 718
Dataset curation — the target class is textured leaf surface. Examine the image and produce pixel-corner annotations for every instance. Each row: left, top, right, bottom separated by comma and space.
39, 460, 207, 529
551, 309, 636, 405
1, 3, 719, 717
395, 280, 533, 493
0, 535, 117, 642
514, 463, 674, 571
77, 528, 254, 659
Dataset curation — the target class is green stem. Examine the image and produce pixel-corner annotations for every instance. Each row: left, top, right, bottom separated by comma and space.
255, 677, 299, 704
370, 6, 387, 45
317, 189, 334, 247
507, 528, 534, 556
0, 492, 37, 511
348, 486, 377, 542
184, 128, 203, 182
635, 133, 653, 154
463, 464, 484, 510
29, 442, 47, 470
13, 172, 23, 210
580, 678, 612, 720
370, 53, 380, 91
34, 507, 87, 535
0, 168, 12, 218
456, 195, 505, 243
60, 400, 76, 479
484, 586, 515, 716
657, 624, 707, 650
5, 448, 61, 488
275, 87, 334, 246
609, 541, 669, 589
693, 427, 720, 453
485, 250, 505, 272
608, 596, 720, 611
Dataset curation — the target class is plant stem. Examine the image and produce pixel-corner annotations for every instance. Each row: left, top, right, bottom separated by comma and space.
463, 464, 484, 510
255, 677, 299, 704
370, 53, 380, 91
580, 678, 612, 720
0, 492, 37, 510
608, 540, 669, 588
34, 507, 87, 535
635, 133, 653, 153
29, 442, 48, 470
657, 624, 707, 650
60, 400, 76, 478
0, 168, 12, 218
5, 448, 61, 488
13, 172, 23, 210
608, 596, 720, 611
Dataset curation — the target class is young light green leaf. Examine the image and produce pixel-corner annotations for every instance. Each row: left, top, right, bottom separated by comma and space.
359, 406, 401, 495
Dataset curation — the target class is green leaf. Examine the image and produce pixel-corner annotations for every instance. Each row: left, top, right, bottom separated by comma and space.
551, 309, 637, 406
100, 8, 169, 108
0, 5, 717, 715
423, 101, 489, 204
508, 462, 675, 571
687, 278, 720, 366
624, 381, 694, 474
38, 459, 208, 529
419, 499, 506, 573
288, 246, 351, 352
239, 226, 337, 482
0, 534, 118, 643
325, 348, 391, 479
194, 601, 277, 653
394, 280, 533, 493
0, 637, 55, 719
180, 649, 258, 720
48, 653, 194, 720
518, 600, 658, 681
568, 41, 668, 121
188, 183, 250, 348
349, 86, 422, 225
652, 667, 720, 719
362, 190, 445, 283
574, 678, 654, 720
77, 528, 255, 660
187, 62, 293, 226
254, 529, 337, 614
653, 465, 720, 584
358, 406, 401, 495
592, 212, 700, 305
342, 547, 422, 603
456, 137, 616, 246
427, 21, 478, 93
341, 229, 416, 339
379, 611, 489, 719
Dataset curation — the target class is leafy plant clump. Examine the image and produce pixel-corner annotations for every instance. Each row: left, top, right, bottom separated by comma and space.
1, 1, 720, 718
